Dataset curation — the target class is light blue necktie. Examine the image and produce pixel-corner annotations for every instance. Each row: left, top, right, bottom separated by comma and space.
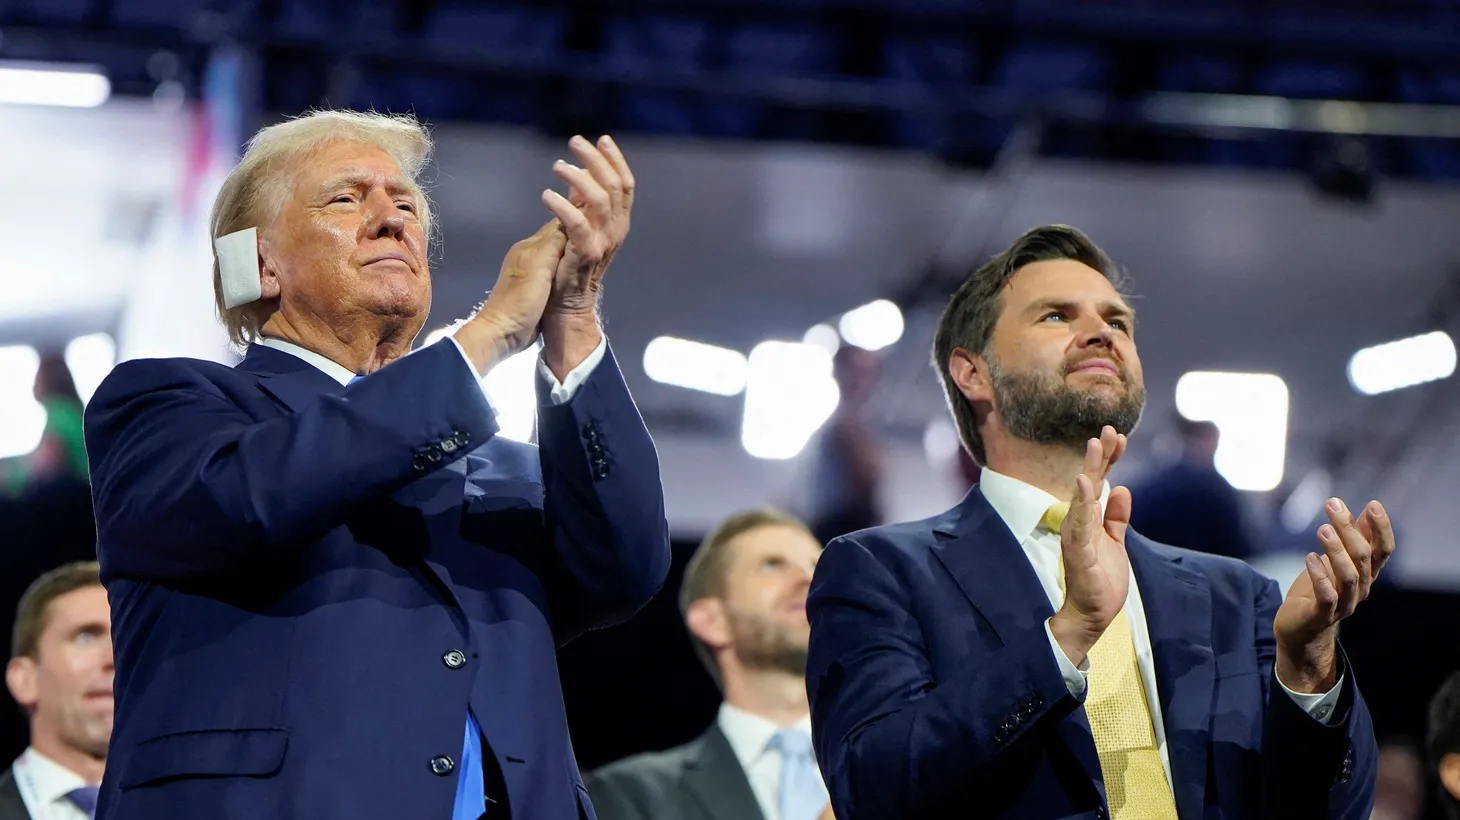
768, 729, 825, 820
348, 374, 364, 385
66, 785, 99, 819
348, 374, 484, 819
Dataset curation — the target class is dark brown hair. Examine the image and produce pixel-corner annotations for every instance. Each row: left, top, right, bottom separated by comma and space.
11, 561, 102, 660
678, 508, 812, 689
931, 225, 1125, 465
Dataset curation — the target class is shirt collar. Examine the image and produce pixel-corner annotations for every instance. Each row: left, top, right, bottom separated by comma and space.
256, 337, 357, 386
978, 467, 1110, 542
19, 748, 92, 804
716, 702, 814, 768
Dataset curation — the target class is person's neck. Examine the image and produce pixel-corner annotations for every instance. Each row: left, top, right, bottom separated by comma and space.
260, 312, 415, 375
720, 666, 810, 727
29, 734, 104, 785
982, 433, 1086, 501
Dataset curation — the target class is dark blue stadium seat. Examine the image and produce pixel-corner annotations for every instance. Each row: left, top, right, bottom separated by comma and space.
601, 15, 711, 71
6, 0, 91, 25
421, 3, 567, 62
883, 36, 977, 84
1254, 60, 1365, 100
1407, 140, 1460, 179
995, 43, 1109, 92
1395, 69, 1460, 103
1157, 56, 1242, 94
721, 23, 837, 76
603, 17, 713, 136
274, 0, 399, 43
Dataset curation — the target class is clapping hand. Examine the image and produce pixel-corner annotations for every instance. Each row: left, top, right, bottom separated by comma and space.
539, 135, 634, 378
1049, 425, 1131, 666
1273, 497, 1395, 692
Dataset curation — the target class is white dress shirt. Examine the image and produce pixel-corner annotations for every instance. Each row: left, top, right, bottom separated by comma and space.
717, 704, 828, 820
977, 468, 1344, 794
256, 335, 607, 405
12, 748, 95, 820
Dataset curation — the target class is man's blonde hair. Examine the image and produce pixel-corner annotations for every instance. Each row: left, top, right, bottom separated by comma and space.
210, 109, 436, 348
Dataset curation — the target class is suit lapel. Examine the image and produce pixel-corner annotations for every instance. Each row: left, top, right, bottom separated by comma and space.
1127, 534, 1214, 820
930, 487, 1055, 645
682, 726, 767, 820
237, 344, 345, 413
930, 488, 1107, 792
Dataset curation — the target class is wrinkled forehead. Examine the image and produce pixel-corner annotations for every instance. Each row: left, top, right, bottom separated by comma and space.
1004, 259, 1127, 307
286, 139, 418, 200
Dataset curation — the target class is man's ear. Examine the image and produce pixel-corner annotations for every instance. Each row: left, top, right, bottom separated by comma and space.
949, 347, 993, 405
1440, 753, 1460, 804
685, 598, 730, 652
257, 236, 281, 301
6, 657, 37, 714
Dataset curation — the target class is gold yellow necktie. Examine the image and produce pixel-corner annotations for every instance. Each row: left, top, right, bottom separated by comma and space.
1042, 502, 1178, 820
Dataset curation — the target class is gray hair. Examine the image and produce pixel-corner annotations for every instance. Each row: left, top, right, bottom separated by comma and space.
209, 109, 436, 348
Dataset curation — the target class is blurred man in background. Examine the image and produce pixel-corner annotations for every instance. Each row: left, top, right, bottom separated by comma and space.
1129, 415, 1257, 561
0, 562, 111, 820
1429, 672, 1460, 819
0, 353, 89, 498
807, 347, 885, 545
587, 509, 831, 820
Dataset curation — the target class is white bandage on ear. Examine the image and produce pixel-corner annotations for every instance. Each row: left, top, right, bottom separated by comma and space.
215, 227, 263, 309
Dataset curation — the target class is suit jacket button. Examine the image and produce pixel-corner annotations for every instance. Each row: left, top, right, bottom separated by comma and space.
441, 439, 458, 454
426, 446, 443, 463
412, 454, 430, 473
430, 755, 455, 776
443, 650, 467, 669
453, 431, 470, 448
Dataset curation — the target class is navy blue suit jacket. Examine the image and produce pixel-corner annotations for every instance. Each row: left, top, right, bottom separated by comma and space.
84, 340, 671, 820
805, 487, 1375, 820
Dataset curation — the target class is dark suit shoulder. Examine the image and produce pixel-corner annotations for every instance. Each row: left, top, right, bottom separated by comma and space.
824, 515, 944, 560
0, 766, 32, 820
88, 355, 242, 411
588, 739, 700, 789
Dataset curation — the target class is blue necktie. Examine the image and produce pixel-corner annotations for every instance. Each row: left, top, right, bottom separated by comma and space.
768, 729, 825, 820
66, 785, 99, 819
349, 373, 483, 818
348, 374, 364, 386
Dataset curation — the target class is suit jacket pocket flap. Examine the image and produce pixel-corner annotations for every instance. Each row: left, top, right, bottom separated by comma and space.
120, 728, 288, 789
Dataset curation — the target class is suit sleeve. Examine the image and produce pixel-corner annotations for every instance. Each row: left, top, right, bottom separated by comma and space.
1254, 575, 1377, 819
85, 341, 499, 582
532, 343, 671, 643
805, 534, 1084, 820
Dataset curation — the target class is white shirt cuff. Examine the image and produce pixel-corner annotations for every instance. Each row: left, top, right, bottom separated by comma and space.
1276, 672, 1345, 725
537, 336, 608, 406
1044, 617, 1090, 698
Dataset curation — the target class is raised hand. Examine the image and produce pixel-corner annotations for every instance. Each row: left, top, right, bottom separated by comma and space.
543, 134, 633, 312
1049, 426, 1131, 666
1273, 498, 1396, 692
538, 134, 634, 377
454, 220, 567, 375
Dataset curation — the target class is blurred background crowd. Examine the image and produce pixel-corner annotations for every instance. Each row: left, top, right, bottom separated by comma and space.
0, 0, 1458, 817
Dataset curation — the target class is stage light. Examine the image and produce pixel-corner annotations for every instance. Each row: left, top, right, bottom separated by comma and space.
1175, 371, 1289, 491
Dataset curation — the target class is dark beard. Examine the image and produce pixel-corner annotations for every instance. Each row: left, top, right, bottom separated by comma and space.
727, 608, 808, 677
989, 356, 1145, 450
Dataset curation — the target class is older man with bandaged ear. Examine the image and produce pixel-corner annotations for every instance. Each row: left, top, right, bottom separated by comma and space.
82, 110, 669, 820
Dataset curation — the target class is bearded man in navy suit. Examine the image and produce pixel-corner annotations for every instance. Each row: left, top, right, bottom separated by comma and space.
805, 225, 1393, 820
84, 110, 669, 820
